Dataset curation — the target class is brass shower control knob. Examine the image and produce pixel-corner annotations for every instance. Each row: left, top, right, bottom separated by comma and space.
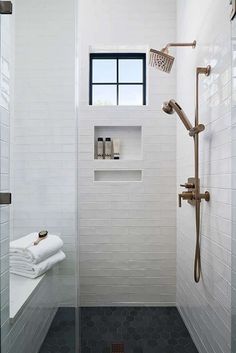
201, 191, 210, 202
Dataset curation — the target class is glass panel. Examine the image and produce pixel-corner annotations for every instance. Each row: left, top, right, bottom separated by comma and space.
232, 17, 236, 352
92, 59, 117, 83
93, 85, 117, 105
119, 85, 143, 105
119, 59, 143, 83
0, 2, 78, 353
0, 14, 11, 353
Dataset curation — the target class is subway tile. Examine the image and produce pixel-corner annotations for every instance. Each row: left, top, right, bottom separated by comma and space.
176, 1, 232, 353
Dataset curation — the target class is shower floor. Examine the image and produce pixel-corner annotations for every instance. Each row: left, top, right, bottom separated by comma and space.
39, 307, 75, 353
39, 307, 198, 353
81, 307, 198, 353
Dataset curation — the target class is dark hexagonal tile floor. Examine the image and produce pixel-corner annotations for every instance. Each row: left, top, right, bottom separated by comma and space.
80, 307, 199, 353
39, 307, 198, 353
39, 307, 76, 353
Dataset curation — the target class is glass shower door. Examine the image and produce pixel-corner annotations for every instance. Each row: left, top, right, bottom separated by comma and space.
0, 1, 79, 352
232, 11, 236, 353
0, 3, 13, 352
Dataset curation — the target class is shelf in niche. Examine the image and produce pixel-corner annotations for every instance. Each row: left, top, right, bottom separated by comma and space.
94, 126, 142, 161
94, 170, 142, 182
93, 160, 142, 167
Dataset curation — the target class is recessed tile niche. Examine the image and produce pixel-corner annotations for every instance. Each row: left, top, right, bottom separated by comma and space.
94, 126, 142, 160
94, 170, 142, 182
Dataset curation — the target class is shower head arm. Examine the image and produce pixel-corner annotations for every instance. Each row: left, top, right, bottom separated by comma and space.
162, 40, 196, 53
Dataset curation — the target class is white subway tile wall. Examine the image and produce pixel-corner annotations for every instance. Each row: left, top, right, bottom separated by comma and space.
78, 0, 177, 306
177, 1, 232, 353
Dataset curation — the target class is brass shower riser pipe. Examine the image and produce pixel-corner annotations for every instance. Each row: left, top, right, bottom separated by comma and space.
194, 65, 211, 198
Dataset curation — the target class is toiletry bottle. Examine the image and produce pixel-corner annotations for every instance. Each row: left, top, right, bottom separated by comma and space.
97, 137, 104, 159
105, 137, 112, 159
113, 138, 120, 160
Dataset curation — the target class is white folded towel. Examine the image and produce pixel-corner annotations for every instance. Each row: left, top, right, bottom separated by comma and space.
10, 233, 63, 264
10, 250, 66, 279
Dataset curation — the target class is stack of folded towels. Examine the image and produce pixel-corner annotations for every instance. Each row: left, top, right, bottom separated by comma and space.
10, 233, 66, 279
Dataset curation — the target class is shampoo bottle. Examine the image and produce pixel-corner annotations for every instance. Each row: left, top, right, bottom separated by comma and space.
113, 138, 120, 159
97, 137, 104, 159
105, 137, 112, 159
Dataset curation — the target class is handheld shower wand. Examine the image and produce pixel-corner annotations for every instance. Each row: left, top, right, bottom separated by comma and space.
162, 99, 205, 137
162, 99, 193, 131
149, 40, 196, 73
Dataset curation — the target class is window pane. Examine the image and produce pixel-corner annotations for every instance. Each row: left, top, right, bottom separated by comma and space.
119, 85, 143, 105
119, 59, 143, 83
92, 85, 117, 105
92, 59, 117, 83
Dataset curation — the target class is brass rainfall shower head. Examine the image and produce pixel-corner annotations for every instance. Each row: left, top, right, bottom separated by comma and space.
149, 40, 196, 73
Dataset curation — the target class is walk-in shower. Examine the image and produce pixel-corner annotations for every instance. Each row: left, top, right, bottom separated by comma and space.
0, 1, 234, 353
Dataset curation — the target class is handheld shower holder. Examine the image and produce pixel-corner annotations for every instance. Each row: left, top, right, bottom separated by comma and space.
189, 124, 205, 137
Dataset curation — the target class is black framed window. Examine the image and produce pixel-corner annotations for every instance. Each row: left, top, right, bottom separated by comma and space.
89, 53, 146, 106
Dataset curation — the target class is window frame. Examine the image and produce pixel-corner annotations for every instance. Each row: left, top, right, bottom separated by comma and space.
89, 53, 146, 106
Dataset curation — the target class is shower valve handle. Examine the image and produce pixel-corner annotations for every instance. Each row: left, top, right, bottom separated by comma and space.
178, 191, 194, 207
178, 194, 182, 207
180, 183, 195, 189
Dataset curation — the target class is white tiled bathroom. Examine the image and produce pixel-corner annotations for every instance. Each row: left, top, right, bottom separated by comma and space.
0, 1, 235, 353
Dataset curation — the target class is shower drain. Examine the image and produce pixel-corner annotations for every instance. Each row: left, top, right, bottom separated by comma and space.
111, 343, 124, 353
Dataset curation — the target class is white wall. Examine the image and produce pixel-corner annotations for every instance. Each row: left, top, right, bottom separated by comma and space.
176, 1, 232, 353
13, 0, 78, 306
78, 0, 177, 306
